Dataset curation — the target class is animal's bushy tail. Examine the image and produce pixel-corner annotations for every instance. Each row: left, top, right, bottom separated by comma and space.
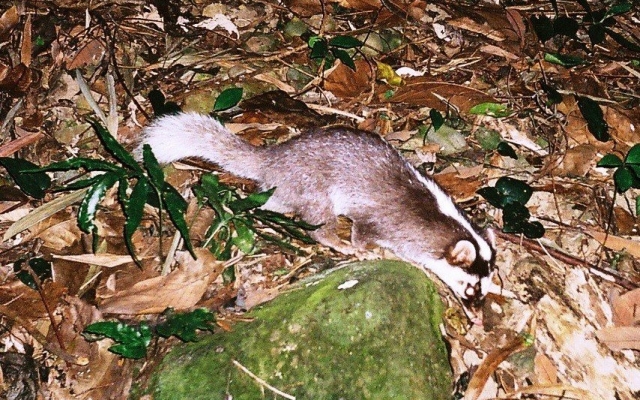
138, 113, 265, 181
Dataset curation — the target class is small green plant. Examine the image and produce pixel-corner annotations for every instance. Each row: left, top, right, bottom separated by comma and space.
477, 177, 545, 239
597, 144, 640, 214
193, 173, 317, 263
1, 121, 195, 263
308, 34, 363, 70
83, 308, 216, 359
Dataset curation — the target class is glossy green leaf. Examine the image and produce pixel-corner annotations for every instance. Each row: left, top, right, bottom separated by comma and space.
576, 96, 609, 142
430, 109, 444, 131
588, 24, 606, 45
540, 81, 563, 105
543, 53, 585, 67
604, 28, 640, 52
476, 187, 502, 208
33, 157, 123, 173
597, 153, 623, 168
496, 177, 533, 205
78, 171, 121, 233
57, 175, 106, 191
625, 144, 640, 164
468, 103, 512, 118
553, 16, 579, 38
603, 2, 632, 20
0, 157, 51, 199
229, 188, 274, 213
14, 258, 53, 289
83, 321, 152, 359
497, 142, 518, 159
142, 144, 164, 188
213, 87, 243, 112
122, 177, 150, 264
232, 220, 256, 254
531, 14, 555, 42
329, 35, 363, 49
614, 166, 635, 193
523, 221, 545, 239
331, 48, 355, 70
156, 308, 216, 342
162, 184, 195, 257
309, 38, 328, 59
89, 120, 142, 173
636, 196, 640, 217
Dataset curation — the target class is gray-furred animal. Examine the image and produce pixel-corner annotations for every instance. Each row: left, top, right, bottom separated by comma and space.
139, 113, 497, 323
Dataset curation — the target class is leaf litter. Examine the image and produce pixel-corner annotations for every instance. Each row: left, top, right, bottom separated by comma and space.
0, 1, 639, 399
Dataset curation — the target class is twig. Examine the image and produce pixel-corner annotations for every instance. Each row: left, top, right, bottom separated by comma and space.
495, 231, 638, 291
232, 359, 296, 400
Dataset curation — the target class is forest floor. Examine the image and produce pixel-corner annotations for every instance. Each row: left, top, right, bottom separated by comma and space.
0, 1, 639, 399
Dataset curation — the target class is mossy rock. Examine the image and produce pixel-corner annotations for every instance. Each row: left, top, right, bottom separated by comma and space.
146, 260, 452, 399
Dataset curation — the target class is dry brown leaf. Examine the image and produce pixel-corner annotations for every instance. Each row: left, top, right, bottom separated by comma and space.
0, 131, 43, 157
534, 353, 558, 385
464, 335, 527, 400
549, 144, 598, 177
595, 326, 640, 351
66, 39, 106, 70
53, 253, 135, 268
387, 78, 495, 113
447, 17, 506, 41
434, 170, 483, 202
586, 230, 640, 258
0, 6, 19, 41
98, 248, 225, 314
37, 219, 81, 251
324, 59, 374, 98
21, 13, 31, 65
505, 8, 526, 48
612, 288, 640, 326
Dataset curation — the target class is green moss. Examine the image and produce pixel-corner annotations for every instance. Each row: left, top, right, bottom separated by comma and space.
146, 261, 452, 399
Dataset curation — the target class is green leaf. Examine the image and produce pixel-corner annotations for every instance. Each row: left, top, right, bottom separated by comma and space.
553, 16, 579, 38
229, 188, 274, 213
57, 175, 107, 191
624, 144, 640, 164
13, 258, 53, 289
614, 166, 635, 193
162, 184, 195, 258
142, 144, 164, 188
122, 178, 150, 264
83, 321, 152, 359
497, 142, 518, 159
0, 157, 51, 199
329, 35, 363, 49
476, 187, 502, 208
232, 219, 256, 254
604, 28, 640, 52
524, 221, 545, 238
34, 157, 123, 173
89, 120, 142, 173
597, 153, 623, 168
213, 87, 243, 112
603, 2, 632, 20
430, 109, 444, 131
78, 171, 121, 233
531, 14, 555, 42
544, 53, 585, 67
309, 38, 329, 59
156, 308, 216, 342
468, 103, 512, 118
636, 196, 640, 217
588, 24, 606, 45
576, 96, 609, 142
540, 81, 563, 105
495, 177, 533, 206
331, 48, 355, 70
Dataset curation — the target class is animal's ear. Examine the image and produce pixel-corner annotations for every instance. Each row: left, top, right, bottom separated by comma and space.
485, 228, 496, 248
446, 240, 476, 268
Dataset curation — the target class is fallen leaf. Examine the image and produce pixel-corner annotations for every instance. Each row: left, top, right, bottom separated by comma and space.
325, 59, 374, 98
98, 248, 226, 314
53, 253, 135, 268
534, 353, 558, 385
595, 326, 640, 351
612, 288, 640, 327
586, 230, 640, 258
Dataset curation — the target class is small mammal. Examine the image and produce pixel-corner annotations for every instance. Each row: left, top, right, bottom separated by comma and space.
140, 113, 496, 323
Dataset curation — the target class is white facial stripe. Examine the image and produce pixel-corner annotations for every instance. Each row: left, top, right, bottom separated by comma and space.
411, 166, 493, 261
418, 257, 480, 299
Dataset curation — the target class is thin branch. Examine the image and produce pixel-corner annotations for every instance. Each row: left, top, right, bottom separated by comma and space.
232, 359, 296, 400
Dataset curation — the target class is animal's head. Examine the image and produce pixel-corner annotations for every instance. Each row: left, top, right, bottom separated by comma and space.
442, 230, 496, 324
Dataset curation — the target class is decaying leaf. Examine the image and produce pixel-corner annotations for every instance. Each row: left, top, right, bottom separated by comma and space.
612, 288, 640, 326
